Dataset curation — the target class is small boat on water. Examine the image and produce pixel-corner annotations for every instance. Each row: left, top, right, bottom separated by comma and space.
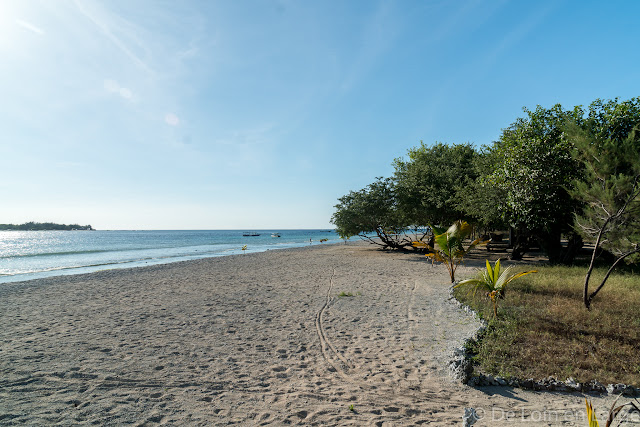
242, 232, 260, 236
271, 233, 281, 237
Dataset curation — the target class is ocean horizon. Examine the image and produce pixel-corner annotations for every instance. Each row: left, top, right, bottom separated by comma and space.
0, 229, 340, 284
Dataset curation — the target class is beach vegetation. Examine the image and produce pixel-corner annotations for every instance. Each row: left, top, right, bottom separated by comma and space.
413, 220, 486, 283
393, 142, 479, 228
454, 259, 536, 318
565, 98, 640, 309
453, 146, 508, 232
331, 96, 640, 278
586, 399, 599, 427
453, 264, 640, 386
586, 396, 640, 427
331, 177, 414, 249
337, 291, 360, 297
484, 104, 585, 263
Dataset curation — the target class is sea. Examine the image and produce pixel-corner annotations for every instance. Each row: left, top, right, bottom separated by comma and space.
0, 229, 340, 284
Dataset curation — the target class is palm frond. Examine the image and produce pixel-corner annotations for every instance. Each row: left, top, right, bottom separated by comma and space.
455, 258, 537, 317
586, 398, 600, 427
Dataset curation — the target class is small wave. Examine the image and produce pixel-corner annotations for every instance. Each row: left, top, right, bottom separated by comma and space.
0, 243, 232, 260
0, 259, 149, 277
0, 248, 233, 279
0, 249, 111, 259
0, 235, 340, 284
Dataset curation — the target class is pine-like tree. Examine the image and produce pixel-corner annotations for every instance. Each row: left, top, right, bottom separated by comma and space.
568, 98, 640, 309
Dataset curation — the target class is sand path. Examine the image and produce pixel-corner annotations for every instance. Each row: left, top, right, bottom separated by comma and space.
0, 243, 623, 425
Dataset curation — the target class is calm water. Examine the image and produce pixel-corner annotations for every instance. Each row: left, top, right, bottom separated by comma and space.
0, 229, 339, 284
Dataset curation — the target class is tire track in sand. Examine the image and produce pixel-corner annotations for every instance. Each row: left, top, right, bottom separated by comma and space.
313, 268, 459, 410
314, 268, 353, 377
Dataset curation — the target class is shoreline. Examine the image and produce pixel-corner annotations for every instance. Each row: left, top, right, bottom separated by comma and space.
0, 243, 620, 425
0, 233, 344, 286
0, 242, 346, 292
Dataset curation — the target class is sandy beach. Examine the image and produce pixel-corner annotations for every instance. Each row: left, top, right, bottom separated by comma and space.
0, 242, 622, 425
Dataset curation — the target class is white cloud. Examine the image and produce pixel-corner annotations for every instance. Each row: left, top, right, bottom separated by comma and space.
103, 79, 134, 101
119, 87, 132, 99
103, 79, 119, 92
15, 18, 44, 35
55, 161, 84, 168
72, 0, 153, 74
165, 113, 180, 126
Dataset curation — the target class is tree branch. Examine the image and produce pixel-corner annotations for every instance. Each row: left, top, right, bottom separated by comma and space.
587, 245, 640, 306
583, 216, 611, 309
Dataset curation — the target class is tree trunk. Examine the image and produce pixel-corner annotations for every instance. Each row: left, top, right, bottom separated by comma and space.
509, 229, 528, 260
586, 247, 640, 308
583, 220, 609, 309
537, 230, 563, 265
560, 233, 583, 264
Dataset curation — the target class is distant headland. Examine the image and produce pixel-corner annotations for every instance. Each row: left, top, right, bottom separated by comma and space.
0, 222, 94, 231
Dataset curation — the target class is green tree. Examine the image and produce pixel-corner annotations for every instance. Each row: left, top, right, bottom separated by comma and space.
393, 142, 479, 228
454, 145, 507, 232
331, 177, 412, 249
567, 97, 640, 309
488, 104, 584, 263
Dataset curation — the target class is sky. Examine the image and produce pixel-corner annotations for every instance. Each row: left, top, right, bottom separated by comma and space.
1, 0, 639, 230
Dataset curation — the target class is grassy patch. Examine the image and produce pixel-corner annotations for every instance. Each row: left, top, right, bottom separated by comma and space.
454, 265, 640, 386
337, 291, 361, 298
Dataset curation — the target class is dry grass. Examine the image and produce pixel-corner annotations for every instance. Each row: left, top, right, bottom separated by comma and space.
454, 264, 640, 386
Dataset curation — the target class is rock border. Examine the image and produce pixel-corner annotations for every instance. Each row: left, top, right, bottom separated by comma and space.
447, 285, 640, 397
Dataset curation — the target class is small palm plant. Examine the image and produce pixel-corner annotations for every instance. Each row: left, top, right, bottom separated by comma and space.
586, 397, 640, 427
413, 220, 486, 283
586, 399, 599, 427
455, 259, 536, 318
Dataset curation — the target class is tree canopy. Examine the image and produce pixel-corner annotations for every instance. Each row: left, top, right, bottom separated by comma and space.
331, 177, 413, 249
567, 97, 640, 308
487, 104, 584, 263
393, 142, 478, 228
454, 145, 506, 231
331, 96, 640, 274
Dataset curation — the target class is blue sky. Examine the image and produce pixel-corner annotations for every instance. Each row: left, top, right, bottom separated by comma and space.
1, 0, 639, 230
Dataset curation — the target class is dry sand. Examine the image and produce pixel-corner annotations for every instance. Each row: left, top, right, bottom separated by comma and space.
0, 242, 625, 425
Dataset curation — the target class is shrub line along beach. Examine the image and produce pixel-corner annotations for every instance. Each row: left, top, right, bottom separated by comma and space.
0, 241, 630, 425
